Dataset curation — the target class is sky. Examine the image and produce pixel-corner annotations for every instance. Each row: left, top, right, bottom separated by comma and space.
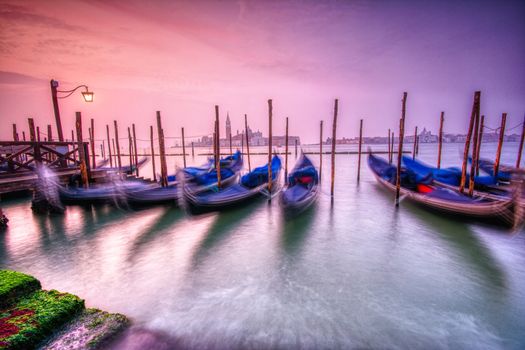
0, 0, 524, 144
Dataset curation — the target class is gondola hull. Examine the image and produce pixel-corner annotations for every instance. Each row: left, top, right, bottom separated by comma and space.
369, 154, 514, 225
280, 154, 319, 215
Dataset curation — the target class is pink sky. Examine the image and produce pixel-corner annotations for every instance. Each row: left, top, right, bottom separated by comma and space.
0, 0, 524, 144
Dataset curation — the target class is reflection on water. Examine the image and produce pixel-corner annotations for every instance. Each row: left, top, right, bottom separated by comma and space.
0, 144, 525, 349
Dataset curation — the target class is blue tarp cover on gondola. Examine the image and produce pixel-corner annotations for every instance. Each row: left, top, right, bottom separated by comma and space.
241, 156, 281, 188
402, 156, 497, 186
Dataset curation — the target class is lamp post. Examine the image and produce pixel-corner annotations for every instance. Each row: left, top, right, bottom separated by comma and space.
50, 79, 94, 142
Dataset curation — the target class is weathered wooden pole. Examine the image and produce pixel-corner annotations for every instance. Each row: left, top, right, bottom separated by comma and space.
494, 112, 507, 178
387, 128, 391, 164
112, 138, 117, 168
50, 80, 64, 141
156, 111, 168, 187
437, 112, 444, 169
132, 123, 139, 176
516, 115, 525, 168
416, 136, 420, 155
284, 117, 289, 184
241, 135, 244, 154
215, 106, 221, 188
37, 126, 41, 142
100, 143, 104, 160
12, 124, 18, 141
71, 130, 76, 163
469, 107, 481, 196
181, 127, 187, 168
127, 127, 134, 174
395, 92, 407, 206
244, 114, 251, 172
90, 118, 96, 169
47, 125, 53, 141
459, 91, 480, 193
76, 112, 89, 188
267, 99, 273, 195
390, 130, 395, 164
320, 120, 323, 182
114, 121, 122, 172
28, 118, 36, 141
330, 99, 338, 197
229, 132, 233, 156
475, 115, 485, 175
191, 141, 195, 157
150, 125, 157, 182
412, 126, 418, 160
106, 125, 113, 167
357, 119, 363, 182
295, 139, 298, 157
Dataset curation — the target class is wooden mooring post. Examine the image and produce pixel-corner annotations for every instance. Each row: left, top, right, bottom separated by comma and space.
28, 118, 36, 142
390, 131, 395, 164
132, 124, 139, 176
357, 119, 363, 182
90, 118, 96, 169
387, 128, 391, 165
267, 99, 273, 197
516, 115, 525, 169
395, 93, 407, 206
459, 91, 480, 193
106, 125, 113, 167
112, 139, 117, 169
295, 139, 298, 157
320, 120, 323, 182
114, 121, 122, 172
181, 127, 187, 168
494, 113, 507, 178
475, 115, 485, 175
469, 107, 481, 196
437, 112, 444, 169
76, 112, 89, 188
191, 141, 195, 157
229, 132, 233, 156
244, 114, 251, 172
156, 111, 168, 187
71, 130, 76, 163
412, 126, 418, 160
215, 106, 221, 188
127, 127, 134, 172
284, 117, 289, 184
331, 99, 338, 197
37, 126, 41, 142
150, 125, 157, 182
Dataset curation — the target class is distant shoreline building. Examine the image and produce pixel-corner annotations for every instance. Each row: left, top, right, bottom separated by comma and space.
191, 117, 301, 147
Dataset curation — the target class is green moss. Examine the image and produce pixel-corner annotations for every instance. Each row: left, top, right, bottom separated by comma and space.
0, 271, 41, 309
0, 290, 84, 350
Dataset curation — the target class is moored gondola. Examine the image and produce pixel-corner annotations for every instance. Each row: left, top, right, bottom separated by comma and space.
182, 155, 281, 214
369, 153, 513, 224
280, 154, 319, 215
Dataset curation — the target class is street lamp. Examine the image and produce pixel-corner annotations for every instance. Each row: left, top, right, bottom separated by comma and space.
50, 79, 94, 142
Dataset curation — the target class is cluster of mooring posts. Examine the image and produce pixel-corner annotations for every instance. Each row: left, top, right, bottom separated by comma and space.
1, 83, 524, 224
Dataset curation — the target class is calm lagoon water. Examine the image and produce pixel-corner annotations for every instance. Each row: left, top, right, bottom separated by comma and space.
1, 142, 525, 349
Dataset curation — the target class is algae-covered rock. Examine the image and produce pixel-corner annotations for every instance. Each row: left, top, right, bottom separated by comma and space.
0, 290, 84, 350
0, 270, 41, 309
39, 308, 130, 350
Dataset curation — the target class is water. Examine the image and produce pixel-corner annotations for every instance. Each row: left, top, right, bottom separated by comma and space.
1, 143, 525, 349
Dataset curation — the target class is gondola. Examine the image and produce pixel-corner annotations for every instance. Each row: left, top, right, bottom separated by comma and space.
125, 152, 243, 206
59, 180, 151, 204
182, 155, 281, 214
402, 156, 510, 200
369, 153, 513, 224
280, 154, 319, 214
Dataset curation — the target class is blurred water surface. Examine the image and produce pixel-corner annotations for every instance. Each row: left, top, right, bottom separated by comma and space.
1, 142, 525, 349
